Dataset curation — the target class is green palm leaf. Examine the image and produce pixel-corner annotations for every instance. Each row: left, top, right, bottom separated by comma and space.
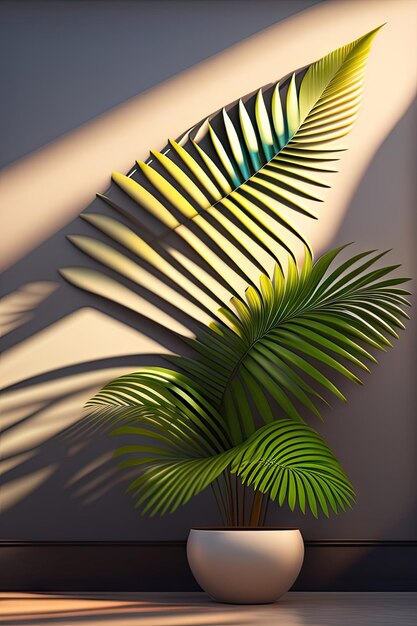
61, 27, 381, 327
175, 246, 410, 443
231, 420, 355, 517
86, 367, 232, 453
87, 367, 354, 517
87, 368, 236, 516
85, 246, 409, 518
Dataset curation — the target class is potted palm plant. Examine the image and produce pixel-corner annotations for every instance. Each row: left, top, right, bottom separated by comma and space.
84, 246, 409, 603
62, 26, 410, 603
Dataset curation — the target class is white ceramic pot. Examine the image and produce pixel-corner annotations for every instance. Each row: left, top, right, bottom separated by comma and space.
187, 527, 304, 604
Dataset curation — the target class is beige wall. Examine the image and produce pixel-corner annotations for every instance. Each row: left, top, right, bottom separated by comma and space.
0, 0, 416, 540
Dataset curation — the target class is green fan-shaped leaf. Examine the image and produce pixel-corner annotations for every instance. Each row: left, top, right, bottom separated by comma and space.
177, 246, 410, 443
231, 420, 355, 517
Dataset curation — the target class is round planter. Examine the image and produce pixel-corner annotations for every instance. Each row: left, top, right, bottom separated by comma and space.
186, 527, 304, 604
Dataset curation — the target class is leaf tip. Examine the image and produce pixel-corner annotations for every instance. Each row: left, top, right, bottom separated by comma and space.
136, 160, 147, 172
375, 22, 387, 32
357, 23, 386, 45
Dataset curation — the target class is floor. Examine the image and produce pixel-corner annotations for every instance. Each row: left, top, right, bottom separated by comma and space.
1, 592, 416, 626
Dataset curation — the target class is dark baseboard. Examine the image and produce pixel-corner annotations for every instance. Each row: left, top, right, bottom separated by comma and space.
1, 540, 416, 592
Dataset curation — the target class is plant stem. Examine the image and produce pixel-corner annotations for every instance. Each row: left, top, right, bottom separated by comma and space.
242, 483, 246, 526
234, 474, 240, 525
249, 490, 264, 526
217, 477, 229, 523
210, 483, 227, 525
225, 472, 236, 525
213, 477, 230, 525
261, 493, 270, 526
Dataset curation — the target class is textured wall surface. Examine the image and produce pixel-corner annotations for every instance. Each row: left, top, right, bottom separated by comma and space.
0, 0, 416, 545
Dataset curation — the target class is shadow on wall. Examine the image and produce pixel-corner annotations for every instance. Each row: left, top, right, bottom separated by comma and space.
0, 92, 416, 541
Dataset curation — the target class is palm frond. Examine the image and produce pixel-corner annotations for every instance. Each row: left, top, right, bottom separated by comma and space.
84, 246, 409, 518
88, 369, 354, 517
111, 413, 354, 517
85, 367, 235, 516
232, 420, 355, 517
61, 28, 381, 326
86, 367, 232, 453
175, 246, 410, 443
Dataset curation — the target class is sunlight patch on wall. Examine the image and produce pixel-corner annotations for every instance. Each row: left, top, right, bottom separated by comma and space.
1, 387, 96, 460
0, 451, 36, 479
0, 466, 56, 514
0, 282, 57, 338
0, 368, 130, 462
0, 308, 172, 390
0, 0, 415, 271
